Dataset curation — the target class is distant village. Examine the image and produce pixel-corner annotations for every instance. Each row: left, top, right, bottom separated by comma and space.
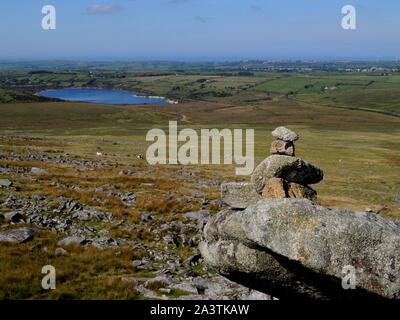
238, 60, 400, 74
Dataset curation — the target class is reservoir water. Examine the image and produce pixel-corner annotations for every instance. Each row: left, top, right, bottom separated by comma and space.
38, 88, 169, 105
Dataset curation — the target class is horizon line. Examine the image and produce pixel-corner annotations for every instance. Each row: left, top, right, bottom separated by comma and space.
1, 58, 400, 64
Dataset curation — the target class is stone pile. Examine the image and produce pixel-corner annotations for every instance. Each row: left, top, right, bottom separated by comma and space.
222, 127, 323, 209
270, 126, 298, 156
200, 127, 400, 300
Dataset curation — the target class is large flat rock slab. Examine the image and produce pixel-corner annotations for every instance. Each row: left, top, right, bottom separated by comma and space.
200, 199, 400, 300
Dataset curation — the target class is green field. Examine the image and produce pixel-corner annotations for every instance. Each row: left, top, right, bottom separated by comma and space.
2, 61, 400, 116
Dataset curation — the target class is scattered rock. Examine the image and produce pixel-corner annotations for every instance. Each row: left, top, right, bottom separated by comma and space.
184, 210, 209, 221
140, 213, 153, 222
3, 211, 23, 223
169, 282, 198, 294
0, 179, 12, 188
132, 260, 144, 268
124, 273, 273, 300
0, 227, 35, 243
239, 290, 272, 300
57, 235, 86, 246
72, 209, 104, 221
90, 237, 118, 249
159, 288, 172, 294
132, 258, 153, 270
119, 192, 136, 207
0, 151, 114, 170
136, 285, 168, 300
31, 167, 48, 174
178, 294, 211, 300
163, 234, 177, 246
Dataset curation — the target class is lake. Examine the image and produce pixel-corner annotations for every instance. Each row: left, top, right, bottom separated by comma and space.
38, 88, 169, 105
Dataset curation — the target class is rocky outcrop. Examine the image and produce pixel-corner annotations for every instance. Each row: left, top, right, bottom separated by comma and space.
200, 127, 400, 300
199, 199, 400, 300
126, 274, 272, 300
0, 227, 35, 244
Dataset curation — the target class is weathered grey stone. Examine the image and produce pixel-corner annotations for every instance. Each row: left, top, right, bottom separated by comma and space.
239, 290, 272, 300
270, 140, 295, 156
251, 155, 323, 193
272, 126, 299, 142
132, 258, 153, 270
140, 213, 153, 222
0, 179, 12, 187
221, 182, 262, 209
31, 167, 48, 174
200, 199, 400, 300
57, 235, 85, 246
132, 260, 145, 268
169, 282, 198, 294
136, 285, 169, 300
0, 227, 35, 243
184, 210, 208, 221
90, 237, 118, 249
3, 211, 23, 222
178, 295, 211, 300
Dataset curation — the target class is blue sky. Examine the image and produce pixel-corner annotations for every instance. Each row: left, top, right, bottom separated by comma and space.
1, 0, 400, 60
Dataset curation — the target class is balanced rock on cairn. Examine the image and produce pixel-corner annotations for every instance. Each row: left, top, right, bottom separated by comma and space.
221, 127, 323, 209
270, 126, 298, 156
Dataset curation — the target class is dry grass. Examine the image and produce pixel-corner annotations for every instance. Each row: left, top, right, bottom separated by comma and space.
0, 230, 145, 299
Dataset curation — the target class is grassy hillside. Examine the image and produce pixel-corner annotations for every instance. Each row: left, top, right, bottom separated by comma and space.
0, 100, 399, 217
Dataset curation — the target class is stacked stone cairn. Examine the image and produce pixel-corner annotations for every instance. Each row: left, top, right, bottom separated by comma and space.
202, 127, 400, 300
221, 126, 324, 209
